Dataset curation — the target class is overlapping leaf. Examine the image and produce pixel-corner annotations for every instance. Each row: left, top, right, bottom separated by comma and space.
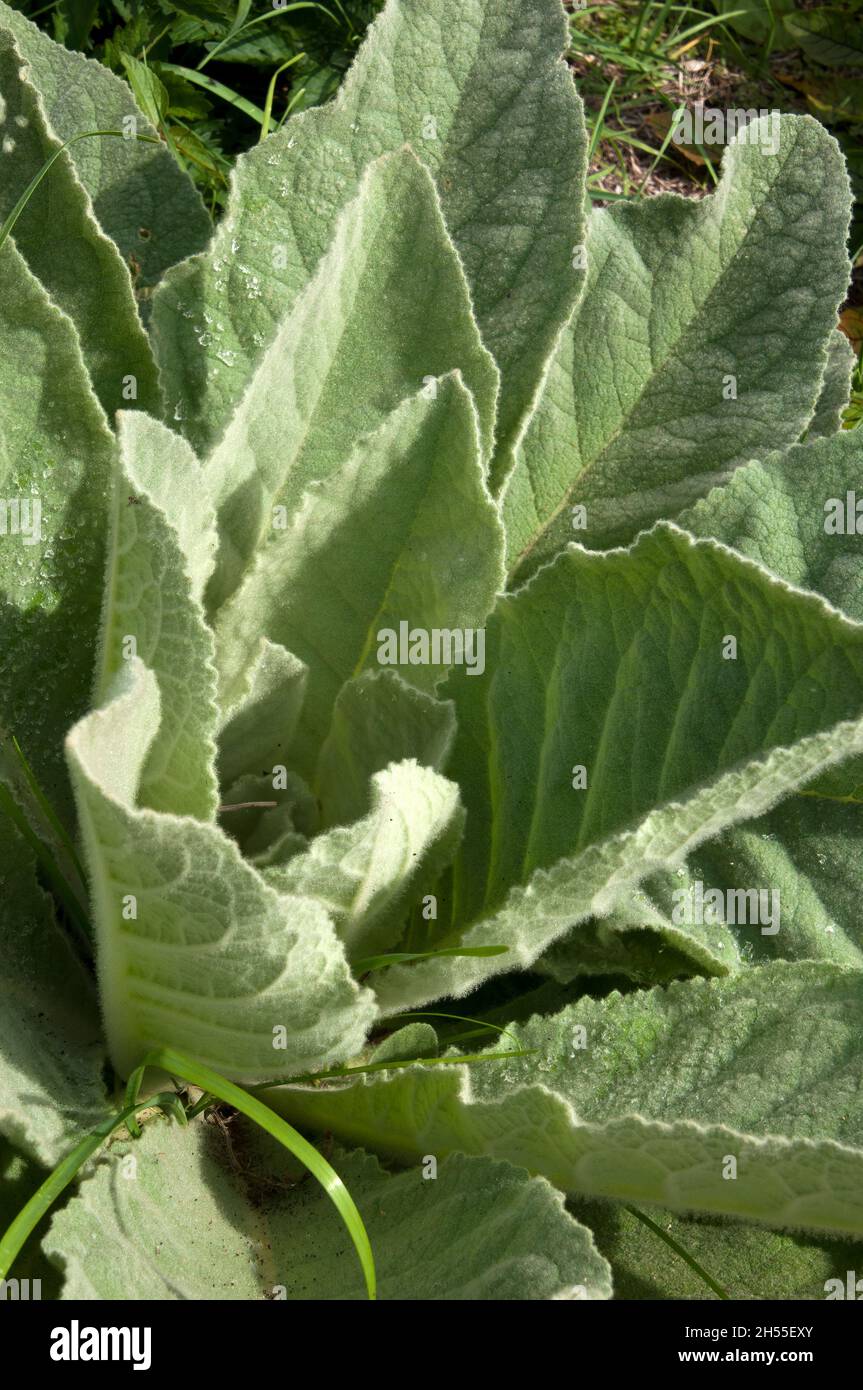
276, 962, 863, 1237
0, 1, 210, 289
67, 660, 375, 1081
217, 638, 307, 791
152, 0, 586, 479
575, 1198, 863, 1300
263, 760, 464, 964
0, 827, 108, 1167
539, 430, 863, 986
0, 239, 114, 817
504, 115, 852, 584
0, 32, 160, 418
45, 1119, 612, 1300
214, 370, 503, 775
97, 412, 219, 819
315, 672, 457, 830
204, 153, 499, 614
372, 525, 863, 1015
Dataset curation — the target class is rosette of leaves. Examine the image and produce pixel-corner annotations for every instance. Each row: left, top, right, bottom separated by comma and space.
2, 0, 863, 1301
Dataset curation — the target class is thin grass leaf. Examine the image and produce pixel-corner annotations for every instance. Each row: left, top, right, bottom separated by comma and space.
382, 1011, 522, 1050
127, 1047, 377, 1300
0, 1093, 185, 1282
159, 63, 271, 130
197, 1, 341, 70
587, 75, 617, 165
256, 1048, 537, 1092
11, 736, 86, 888
625, 1205, 731, 1300
259, 52, 306, 142
0, 129, 160, 253
0, 784, 90, 942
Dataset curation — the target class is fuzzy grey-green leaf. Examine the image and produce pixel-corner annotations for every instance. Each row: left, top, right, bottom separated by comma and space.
276, 962, 863, 1237
0, 32, 161, 418
0, 1, 210, 289
152, 0, 586, 478
66, 660, 375, 1080
504, 115, 852, 583
0, 240, 114, 819
45, 1120, 612, 1300
0, 827, 108, 1166
373, 524, 863, 1013
214, 372, 503, 778
204, 153, 499, 614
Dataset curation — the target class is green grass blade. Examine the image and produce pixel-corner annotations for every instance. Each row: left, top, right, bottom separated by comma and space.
255, 1048, 536, 1091
186, 1044, 536, 1120
626, 1205, 731, 1300
276, 84, 308, 128
0, 1093, 185, 1281
198, 2, 341, 70
10, 736, 87, 888
668, 10, 749, 50
586, 76, 617, 166
259, 52, 306, 142
159, 64, 271, 131
384, 1011, 521, 1050
0, 129, 160, 253
134, 1048, 376, 1300
0, 783, 90, 941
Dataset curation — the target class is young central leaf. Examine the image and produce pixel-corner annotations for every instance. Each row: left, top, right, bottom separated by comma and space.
66, 661, 376, 1081
95, 413, 219, 820
214, 373, 504, 778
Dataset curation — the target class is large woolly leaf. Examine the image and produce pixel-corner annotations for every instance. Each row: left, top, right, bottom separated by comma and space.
204, 155, 499, 613
263, 760, 464, 964
214, 373, 503, 776
152, 0, 586, 476
45, 1119, 612, 1300
66, 660, 375, 1080
504, 115, 852, 584
0, 33, 160, 418
0, 827, 108, 1167
276, 962, 863, 1237
554, 429, 863, 984
96, 412, 219, 819
539, 794, 863, 991
0, 1, 210, 289
370, 525, 863, 1014
0, 239, 114, 817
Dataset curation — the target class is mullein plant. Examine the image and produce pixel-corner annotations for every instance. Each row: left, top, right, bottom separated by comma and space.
1, 0, 863, 1301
